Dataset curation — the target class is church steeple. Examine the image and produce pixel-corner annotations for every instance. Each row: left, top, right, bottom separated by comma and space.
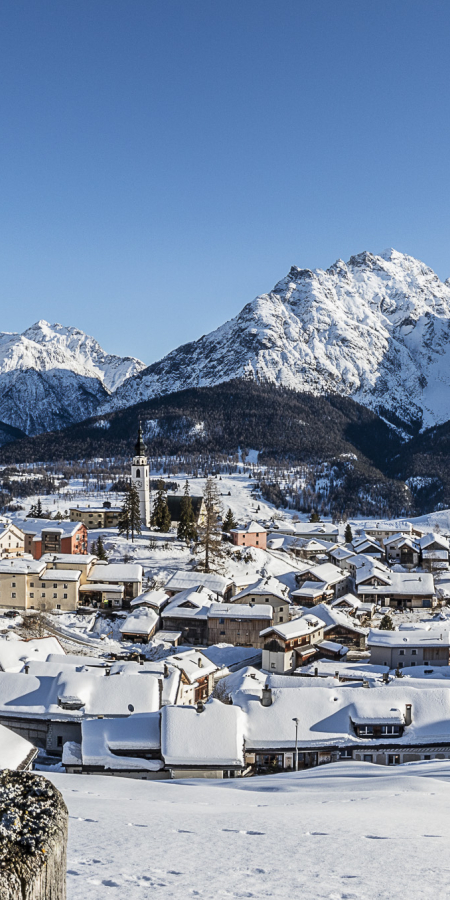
134, 423, 147, 458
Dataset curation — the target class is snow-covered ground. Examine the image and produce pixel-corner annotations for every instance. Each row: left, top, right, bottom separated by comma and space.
50, 761, 450, 900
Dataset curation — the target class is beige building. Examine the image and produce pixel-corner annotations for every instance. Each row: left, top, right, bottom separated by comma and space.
0, 559, 80, 612
69, 503, 121, 530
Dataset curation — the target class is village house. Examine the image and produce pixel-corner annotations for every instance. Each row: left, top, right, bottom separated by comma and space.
230, 521, 267, 550
82, 562, 143, 608
161, 586, 216, 644
419, 533, 450, 572
119, 607, 159, 643
69, 501, 121, 530
363, 523, 415, 543
272, 523, 340, 542
0, 558, 80, 612
292, 562, 350, 604
357, 571, 436, 609
207, 602, 273, 649
328, 547, 356, 570
161, 700, 246, 779
230, 575, 291, 624
299, 603, 368, 650
0, 522, 25, 558
383, 533, 420, 568
63, 712, 165, 779
261, 614, 325, 673
16, 519, 88, 559
352, 534, 384, 558
234, 682, 450, 771
368, 626, 450, 668
165, 649, 219, 705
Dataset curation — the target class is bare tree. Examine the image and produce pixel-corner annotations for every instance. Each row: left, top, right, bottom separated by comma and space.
197, 477, 224, 573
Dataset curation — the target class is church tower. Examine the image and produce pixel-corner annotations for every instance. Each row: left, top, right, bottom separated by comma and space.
131, 424, 150, 527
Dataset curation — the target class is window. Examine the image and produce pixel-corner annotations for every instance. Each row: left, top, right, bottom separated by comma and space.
57, 736, 63, 748
41, 583, 46, 589
363, 754, 373, 762
53, 583, 57, 589
29, 593, 34, 599
11, 593, 16, 599
399, 649, 405, 656
136, 469, 140, 478
381, 724, 400, 736
358, 725, 373, 736
63, 594, 67, 599
411, 649, 417, 655
41, 592, 45, 598
340, 749, 352, 759
219, 618, 224, 624
30, 582, 34, 587
63, 584, 67, 589
220, 631, 225, 636
11, 582, 15, 587
53, 593, 57, 599
56, 605, 61, 610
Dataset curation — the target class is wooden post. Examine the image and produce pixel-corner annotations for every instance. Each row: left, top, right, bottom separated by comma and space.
0, 770, 68, 900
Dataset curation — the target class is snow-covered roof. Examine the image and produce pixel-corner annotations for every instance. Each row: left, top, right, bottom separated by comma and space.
300, 563, 347, 585
119, 608, 159, 636
261, 614, 323, 640
88, 563, 143, 583
419, 533, 449, 551
359, 572, 435, 596
161, 699, 245, 766
330, 593, 362, 609
330, 547, 355, 561
0, 636, 65, 673
0, 669, 161, 719
16, 519, 84, 537
0, 722, 37, 770
208, 602, 272, 620
368, 628, 450, 648
235, 684, 450, 749
41, 553, 96, 565
162, 587, 216, 620
299, 603, 368, 635
0, 559, 45, 575
80, 713, 163, 771
201, 644, 262, 670
40, 569, 80, 582
166, 649, 218, 682
164, 570, 229, 595
291, 581, 328, 599
130, 589, 170, 610
79, 583, 124, 593
230, 521, 266, 535
316, 640, 348, 655
232, 575, 289, 603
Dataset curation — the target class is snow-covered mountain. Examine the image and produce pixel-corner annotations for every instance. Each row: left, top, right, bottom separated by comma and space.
100, 249, 450, 432
0, 321, 145, 434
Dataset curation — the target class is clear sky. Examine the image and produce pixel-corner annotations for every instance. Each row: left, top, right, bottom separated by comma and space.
0, 0, 449, 364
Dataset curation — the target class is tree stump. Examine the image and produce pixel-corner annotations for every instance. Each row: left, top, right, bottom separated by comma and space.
0, 770, 68, 900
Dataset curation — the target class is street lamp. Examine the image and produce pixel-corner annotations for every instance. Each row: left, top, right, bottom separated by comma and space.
292, 717, 299, 772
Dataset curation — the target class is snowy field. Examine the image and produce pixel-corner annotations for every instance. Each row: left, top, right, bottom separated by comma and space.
50, 762, 450, 900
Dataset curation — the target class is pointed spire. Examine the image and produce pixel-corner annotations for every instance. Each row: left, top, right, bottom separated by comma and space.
134, 421, 147, 457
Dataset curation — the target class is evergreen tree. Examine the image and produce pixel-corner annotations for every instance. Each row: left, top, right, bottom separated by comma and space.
345, 523, 353, 544
379, 614, 394, 631
96, 536, 108, 560
198, 477, 224, 572
309, 510, 320, 523
222, 507, 237, 533
118, 484, 142, 542
36, 498, 44, 518
151, 479, 171, 533
177, 480, 197, 541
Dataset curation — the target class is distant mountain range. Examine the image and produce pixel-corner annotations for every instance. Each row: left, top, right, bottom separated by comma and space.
2, 249, 450, 441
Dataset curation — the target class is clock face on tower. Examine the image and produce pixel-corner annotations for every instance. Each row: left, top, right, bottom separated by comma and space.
135, 479, 141, 487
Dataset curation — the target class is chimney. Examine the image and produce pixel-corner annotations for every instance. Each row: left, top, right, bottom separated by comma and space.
314, 667, 318, 677
158, 677, 163, 709
198, 657, 203, 668
405, 704, 412, 726
261, 684, 272, 707
196, 700, 205, 713
164, 662, 169, 678
24, 664, 29, 674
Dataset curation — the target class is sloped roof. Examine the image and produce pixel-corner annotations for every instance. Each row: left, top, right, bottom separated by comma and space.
161, 699, 245, 766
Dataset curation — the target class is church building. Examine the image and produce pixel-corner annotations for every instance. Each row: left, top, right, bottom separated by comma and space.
131, 425, 151, 527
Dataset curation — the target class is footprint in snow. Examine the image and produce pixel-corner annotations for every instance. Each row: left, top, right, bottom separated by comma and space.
363, 835, 389, 840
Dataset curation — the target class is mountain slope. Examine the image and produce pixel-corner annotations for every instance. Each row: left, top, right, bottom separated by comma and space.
0, 321, 145, 434
100, 249, 450, 432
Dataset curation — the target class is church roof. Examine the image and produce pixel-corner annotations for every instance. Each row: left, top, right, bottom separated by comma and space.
134, 424, 147, 457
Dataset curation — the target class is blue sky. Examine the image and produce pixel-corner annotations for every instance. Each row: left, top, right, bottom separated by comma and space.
0, 0, 449, 364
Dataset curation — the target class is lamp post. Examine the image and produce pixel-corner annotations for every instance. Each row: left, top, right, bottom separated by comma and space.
292, 717, 299, 772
